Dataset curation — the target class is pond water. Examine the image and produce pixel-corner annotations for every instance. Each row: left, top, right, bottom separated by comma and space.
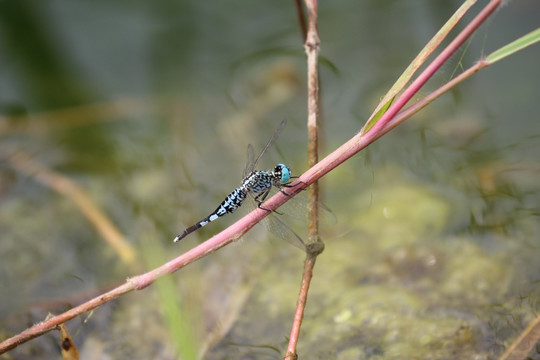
1, 1, 540, 359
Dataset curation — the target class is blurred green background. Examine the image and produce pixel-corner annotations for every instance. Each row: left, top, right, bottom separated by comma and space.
1, 1, 540, 359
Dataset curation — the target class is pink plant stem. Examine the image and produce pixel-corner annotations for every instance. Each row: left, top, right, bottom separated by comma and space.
0, 282, 132, 353
0, 219, 257, 354
383, 58, 489, 136
363, 0, 501, 138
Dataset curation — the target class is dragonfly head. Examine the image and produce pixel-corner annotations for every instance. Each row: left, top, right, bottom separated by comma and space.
274, 163, 291, 183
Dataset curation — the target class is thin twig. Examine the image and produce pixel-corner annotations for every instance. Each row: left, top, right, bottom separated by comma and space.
293, 0, 307, 42
286, 0, 322, 358
304, 0, 321, 249
286, 256, 316, 360
0, 281, 134, 353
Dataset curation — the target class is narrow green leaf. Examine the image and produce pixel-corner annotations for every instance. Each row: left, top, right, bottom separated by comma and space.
361, 96, 394, 134
365, 0, 478, 124
487, 27, 540, 64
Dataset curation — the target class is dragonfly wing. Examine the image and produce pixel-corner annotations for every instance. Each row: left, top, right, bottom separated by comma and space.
274, 188, 337, 225
244, 188, 307, 251
244, 144, 256, 178
261, 194, 334, 251
263, 211, 307, 251
250, 119, 287, 172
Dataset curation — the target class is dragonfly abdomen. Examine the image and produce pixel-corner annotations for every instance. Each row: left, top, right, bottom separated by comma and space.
216, 187, 248, 215
173, 187, 247, 242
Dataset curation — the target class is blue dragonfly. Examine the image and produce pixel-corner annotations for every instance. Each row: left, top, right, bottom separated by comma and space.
174, 119, 306, 249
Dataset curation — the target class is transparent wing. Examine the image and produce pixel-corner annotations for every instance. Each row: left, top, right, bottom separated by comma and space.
244, 119, 287, 176
276, 191, 336, 225
243, 185, 335, 252
261, 193, 335, 251
244, 188, 307, 251
263, 211, 306, 251
243, 144, 255, 178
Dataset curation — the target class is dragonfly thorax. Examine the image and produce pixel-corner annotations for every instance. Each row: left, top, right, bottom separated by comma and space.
242, 171, 274, 195
241, 163, 291, 196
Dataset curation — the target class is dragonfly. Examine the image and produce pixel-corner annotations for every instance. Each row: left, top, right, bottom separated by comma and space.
173, 119, 305, 248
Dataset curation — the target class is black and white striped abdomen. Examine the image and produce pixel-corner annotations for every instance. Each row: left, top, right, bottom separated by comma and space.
173, 187, 247, 242
213, 187, 248, 219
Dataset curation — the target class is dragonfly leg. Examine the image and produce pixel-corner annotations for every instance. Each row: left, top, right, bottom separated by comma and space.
254, 189, 269, 205
279, 179, 305, 196
256, 190, 284, 215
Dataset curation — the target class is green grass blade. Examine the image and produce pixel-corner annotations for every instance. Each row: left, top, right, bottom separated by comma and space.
364, 0, 477, 130
487, 27, 540, 64
361, 97, 394, 134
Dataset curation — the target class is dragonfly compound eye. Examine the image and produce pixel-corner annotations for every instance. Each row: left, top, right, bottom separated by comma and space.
276, 163, 291, 183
